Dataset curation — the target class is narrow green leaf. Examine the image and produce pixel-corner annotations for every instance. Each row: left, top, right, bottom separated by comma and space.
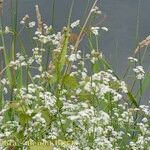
63, 75, 78, 89
127, 92, 138, 107
58, 29, 69, 72
19, 113, 31, 126
0, 19, 12, 85
137, 72, 150, 95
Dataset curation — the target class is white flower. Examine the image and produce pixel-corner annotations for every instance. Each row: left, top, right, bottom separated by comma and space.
1, 78, 9, 85
142, 117, 148, 123
0, 46, 4, 51
68, 53, 81, 62
68, 54, 77, 62
101, 26, 108, 32
5, 131, 11, 137
84, 82, 92, 92
133, 66, 144, 73
136, 74, 144, 80
5, 26, 10, 34
81, 72, 87, 79
91, 27, 100, 35
38, 66, 43, 72
20, 14, 29, 24
128, 57, 138, 62
71, 20, 80, 29
20, 20, 25, 24
91, 6, 102, 14
86, 53, 90, 59
99, 111, 110, 125
33, 113, 42, 120
146, 35, 150, 40
133, 65, 145, 80
26, 109, 33, 116
29, 21, 36, 28
91, 57, 98, 63
120, 81, 128, 93
35, 31, 42, 35
32, 113, 46, 124
68, 115, 80, 121
76, 88, 81, 94
4, 87, 8, 94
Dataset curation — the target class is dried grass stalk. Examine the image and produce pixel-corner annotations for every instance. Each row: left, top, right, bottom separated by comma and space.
73, 0, 99, 53
0, 0, 3, 16
134, 35, 150, 54
35, 4, 43, 33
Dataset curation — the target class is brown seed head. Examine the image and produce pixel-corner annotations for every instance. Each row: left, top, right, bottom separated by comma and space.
0, 0, 3, 16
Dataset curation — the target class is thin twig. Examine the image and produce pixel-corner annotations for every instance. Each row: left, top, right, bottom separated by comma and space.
73, 0, 99, 54
35, 4, 43, 33
66, 0, 99, 74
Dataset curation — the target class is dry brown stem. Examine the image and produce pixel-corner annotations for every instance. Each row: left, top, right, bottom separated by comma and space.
135, 35, 150, 54
0, 0, 3, 16
35, 4, 43, 33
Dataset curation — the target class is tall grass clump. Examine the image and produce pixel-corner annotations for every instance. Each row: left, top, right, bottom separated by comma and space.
0, 0, 150, 149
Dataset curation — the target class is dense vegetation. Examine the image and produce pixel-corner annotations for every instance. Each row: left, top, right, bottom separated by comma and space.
0, 0, 150, 149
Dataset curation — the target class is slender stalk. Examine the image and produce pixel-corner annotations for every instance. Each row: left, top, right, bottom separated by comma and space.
141, 45, 148, 63
73, 0, 99, 54
67, 0, 75, 27
136, 0, 142, 106
131, 0, 142, 140
0, 47, 3, 110
10, 0, 19, 100
11, 0, 18, 61
65, 0, 99, 74
51, 0, 56, 27
0, 19, 12, 85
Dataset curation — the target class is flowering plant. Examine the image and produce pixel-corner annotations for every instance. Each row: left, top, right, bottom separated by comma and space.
0, 1, 150, 150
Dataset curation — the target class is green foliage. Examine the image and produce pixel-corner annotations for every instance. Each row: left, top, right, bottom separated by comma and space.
0, 0, 150, 149
63, 74, 78, 89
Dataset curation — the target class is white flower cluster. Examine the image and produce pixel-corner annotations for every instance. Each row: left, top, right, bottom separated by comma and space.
0, 20, 149, 150
128, 56, 138, 63
91, 26, 99, 35
9, 53, 27, 70
20, 14, 35, 28
133, 65, 145, 80
28, 21, 36, 28
43, 24, 52, 34
32, 47, 45, 64
91, 6, 102, 14
20, 14, 29, 24
90, 49, 103, 63
5, 26, 10, 34
101, 26, 109, 32
0, 78, 9, 94
0, 65, 149, 150
33, 29, 62, 46
68, 51, 81, 62
71, 20, 80, 29
80, 71, 127, 101
91, 26, 108, 35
